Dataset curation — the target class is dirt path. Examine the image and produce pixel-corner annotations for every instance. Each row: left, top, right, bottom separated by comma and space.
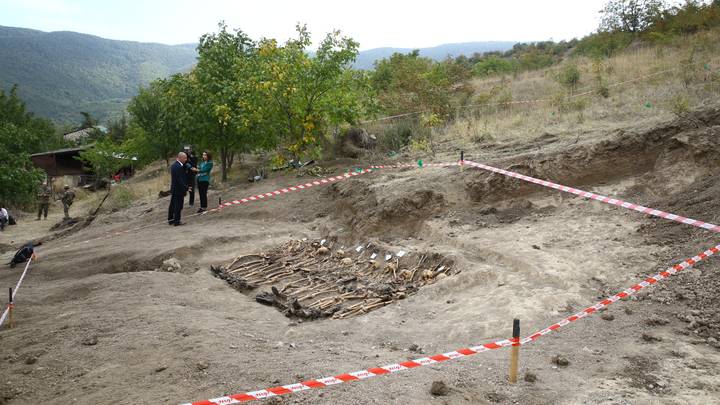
1, 109, 720, 404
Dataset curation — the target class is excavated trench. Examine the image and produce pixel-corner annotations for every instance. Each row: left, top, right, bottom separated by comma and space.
212, 238, 456, 320
215, 108, 720, 335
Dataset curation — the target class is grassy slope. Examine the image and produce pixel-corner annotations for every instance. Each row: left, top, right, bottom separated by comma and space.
434, 29, 720, 151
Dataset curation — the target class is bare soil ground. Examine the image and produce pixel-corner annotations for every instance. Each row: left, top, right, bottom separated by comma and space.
1, 107, 720, 404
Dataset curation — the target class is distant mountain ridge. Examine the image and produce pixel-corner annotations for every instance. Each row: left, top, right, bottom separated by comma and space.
353, 41, 517, 69
0, 26, 198, 123
0, 25, 517, 123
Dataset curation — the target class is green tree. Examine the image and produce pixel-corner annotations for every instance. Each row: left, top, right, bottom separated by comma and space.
79, 111, 97, 129
256, 25, 368, 160
472, 56, 515, 76
557, 63, 581, 93
371, 50, 455, 115
600, 0, 667, 33
126, 79, 184, 166
189, 23, 269, 182
0, 124, 46, 206
0, 85, 61, 206
76, 138, 126, 188
108, 114, 128, 142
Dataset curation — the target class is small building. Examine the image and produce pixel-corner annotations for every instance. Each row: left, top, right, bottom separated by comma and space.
30, 145, 92, 178
30, 144, 136, 187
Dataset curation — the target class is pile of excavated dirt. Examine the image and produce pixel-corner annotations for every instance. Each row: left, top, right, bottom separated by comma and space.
323, 177, 447, 239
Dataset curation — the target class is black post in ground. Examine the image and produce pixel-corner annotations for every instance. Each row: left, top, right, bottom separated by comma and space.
460, 151, 464, 171
509, 318, 520, 383
8, 287, 14, 329
218, 196, 222, 208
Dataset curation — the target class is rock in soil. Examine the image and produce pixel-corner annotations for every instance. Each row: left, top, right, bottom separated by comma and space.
408, 343, 423, 353
552, 355, 570, 367
524, 371, 538, 382
81, 336, 98, 346
601, 313, 615, 321
430, 380, 449, 396
644, 315, 670, 326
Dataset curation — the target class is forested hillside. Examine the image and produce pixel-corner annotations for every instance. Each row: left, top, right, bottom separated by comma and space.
0, 25, 516, 123
352, 41, 516, 69
0, 26, 197, 123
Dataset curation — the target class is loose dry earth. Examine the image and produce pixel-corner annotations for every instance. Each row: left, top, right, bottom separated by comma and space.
1, 108, 720, 404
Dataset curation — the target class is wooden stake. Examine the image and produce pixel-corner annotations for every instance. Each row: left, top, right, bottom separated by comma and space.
509, 318, 520, 383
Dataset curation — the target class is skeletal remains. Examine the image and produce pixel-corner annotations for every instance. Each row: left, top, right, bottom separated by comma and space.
210, 239, 456, 320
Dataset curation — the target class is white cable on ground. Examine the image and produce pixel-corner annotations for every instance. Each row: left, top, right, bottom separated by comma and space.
0, 256, 33, 328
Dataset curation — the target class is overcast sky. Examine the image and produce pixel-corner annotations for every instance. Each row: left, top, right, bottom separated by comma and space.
0, 0, 608, 49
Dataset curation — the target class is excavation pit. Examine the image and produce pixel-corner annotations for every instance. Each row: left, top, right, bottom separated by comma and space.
211, 238, 456, 320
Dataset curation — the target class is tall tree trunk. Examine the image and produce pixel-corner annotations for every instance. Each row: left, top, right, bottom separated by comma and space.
227, 151, 235, 171
220, 146, 228, 182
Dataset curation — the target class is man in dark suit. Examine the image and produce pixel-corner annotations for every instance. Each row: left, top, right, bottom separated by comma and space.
168, 152, 188, 226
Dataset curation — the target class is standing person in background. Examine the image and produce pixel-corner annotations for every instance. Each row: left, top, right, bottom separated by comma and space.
196, 151, 213, 213
37, 181, 51, 220
60, 185, 75, 220
168, 152, 188, 226
184, 146, 198, 208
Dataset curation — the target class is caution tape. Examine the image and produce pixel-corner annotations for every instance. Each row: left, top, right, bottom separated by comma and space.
522, 243, 720, 343
43, 166, 391, 254
0, 257, 33, 328
208, 169, 376, 212
182, 241, 720, 405
371, 162, 459, 169
464, 160, 720, 233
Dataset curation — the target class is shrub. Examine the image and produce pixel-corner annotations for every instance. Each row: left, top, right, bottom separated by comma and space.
669, 94, 690, 117
409, 138, 433, 155
377, 122, 414, 152
472, 56, 515, 77
557, 63, 581, 93
592, 60, 611, 98
107, 185, 136, 211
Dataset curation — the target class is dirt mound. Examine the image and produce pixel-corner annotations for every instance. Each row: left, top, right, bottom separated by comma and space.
464, 108, 720, 204
325, 179, 446, 239
212, 238, 456, 320
49, 217, 80, 231
336, 127, 377, 158
638, 173, 720, 245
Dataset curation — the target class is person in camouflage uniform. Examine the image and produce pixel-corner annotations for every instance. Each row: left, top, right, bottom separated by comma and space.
37, 181, 52, 220
60, 185, 75, 219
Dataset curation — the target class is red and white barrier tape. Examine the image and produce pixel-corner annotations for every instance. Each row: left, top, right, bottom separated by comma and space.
182, 242, 720, 405
0, 257, 33, 328
371, 162, 459, 169
207, 163, 458, 212
45, 165, 410, 253
208, 169, 376, 212
464, 160, 720, 233
522, 243, 720, 343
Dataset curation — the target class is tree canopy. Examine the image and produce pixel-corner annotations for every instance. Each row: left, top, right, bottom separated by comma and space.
0, 86, 63, 206
124, 24, 373, 179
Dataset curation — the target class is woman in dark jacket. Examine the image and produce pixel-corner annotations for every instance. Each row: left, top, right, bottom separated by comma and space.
196, 151, 214, 213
